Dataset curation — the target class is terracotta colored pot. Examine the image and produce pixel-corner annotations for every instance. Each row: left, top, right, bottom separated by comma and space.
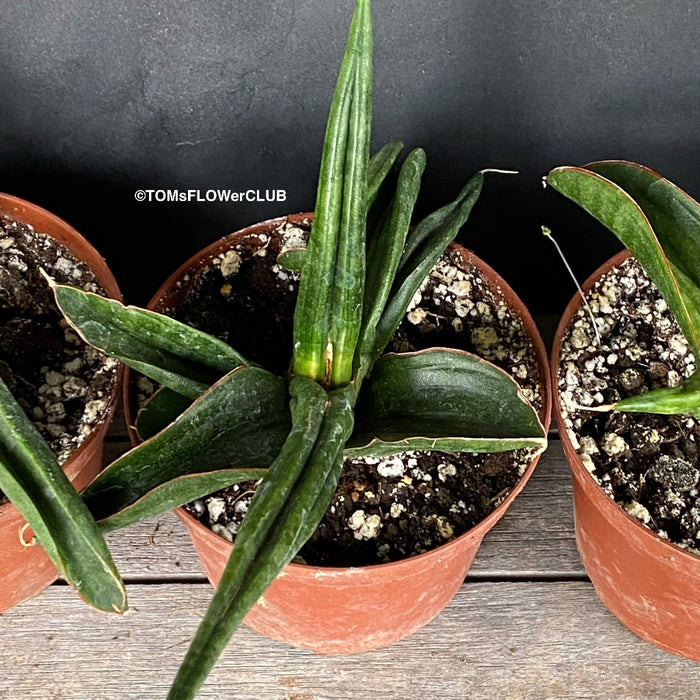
552, 249, 700, 661
0, 194, 123, 613
126, 212, 551, 654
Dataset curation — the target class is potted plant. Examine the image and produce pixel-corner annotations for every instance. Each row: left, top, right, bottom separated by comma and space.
0, 193, 126, 613
49, 1, 548, 697
547, 160, 700, 660
118, 208, 551, 660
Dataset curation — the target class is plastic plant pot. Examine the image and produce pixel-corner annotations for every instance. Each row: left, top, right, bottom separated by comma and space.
0, 193, 123, 613
552, 249, 700, 661
125, 212, 552, 654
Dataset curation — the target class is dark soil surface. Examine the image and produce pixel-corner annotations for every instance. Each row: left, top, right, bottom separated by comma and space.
163, 223, 304, 377
0, 215, 117, 503
178, 218, 544, 566
558, 257, 700, 554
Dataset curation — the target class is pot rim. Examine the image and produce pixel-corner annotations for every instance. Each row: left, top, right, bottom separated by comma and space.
127, 211, 552, 574
551, 247, 700, 563
0, 192, 124, 518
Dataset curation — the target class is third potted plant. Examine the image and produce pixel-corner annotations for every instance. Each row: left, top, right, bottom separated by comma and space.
547, 160, 700, 660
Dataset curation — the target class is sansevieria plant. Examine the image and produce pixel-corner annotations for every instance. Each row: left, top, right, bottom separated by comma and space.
547, 161, 700, 417
43, 1, 545, 697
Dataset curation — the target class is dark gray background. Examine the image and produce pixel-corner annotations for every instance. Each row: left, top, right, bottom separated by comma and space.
0, 0, 698, 311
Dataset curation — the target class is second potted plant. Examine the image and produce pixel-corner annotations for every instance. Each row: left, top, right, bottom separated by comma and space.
0, 193, 126, 614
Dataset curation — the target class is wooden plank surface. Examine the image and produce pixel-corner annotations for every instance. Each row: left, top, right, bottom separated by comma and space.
1, 582, 697, 700
3, 377, 696, 699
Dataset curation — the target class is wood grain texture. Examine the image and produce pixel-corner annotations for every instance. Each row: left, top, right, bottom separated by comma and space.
1, 582, 697, 699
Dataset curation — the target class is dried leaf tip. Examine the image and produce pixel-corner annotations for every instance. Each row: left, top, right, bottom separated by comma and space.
39, 267, 57, 288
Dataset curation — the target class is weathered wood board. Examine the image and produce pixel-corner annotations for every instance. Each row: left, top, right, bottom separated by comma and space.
0, 582, 697, 700
2, 385, 695, 699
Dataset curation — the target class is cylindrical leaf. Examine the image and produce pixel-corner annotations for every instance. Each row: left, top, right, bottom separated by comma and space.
292, 4, 362, 382
166, 375, 330, 700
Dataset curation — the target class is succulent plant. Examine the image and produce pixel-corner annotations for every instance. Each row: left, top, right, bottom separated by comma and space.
547, 161, 700, 417
50, 1, 544, 697
0, 345, 126, 614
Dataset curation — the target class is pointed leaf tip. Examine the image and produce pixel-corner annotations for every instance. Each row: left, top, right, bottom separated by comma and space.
0, 377, 126, 613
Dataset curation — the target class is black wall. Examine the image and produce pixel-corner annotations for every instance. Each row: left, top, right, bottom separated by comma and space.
1, 0, 698, 312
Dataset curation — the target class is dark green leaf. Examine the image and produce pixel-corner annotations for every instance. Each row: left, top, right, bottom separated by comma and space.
586, 161, 700, 291
167, 375, 331, 700
275, 142, 404, 276
135, 387, 193, 440
83, 366, 290, 521
546, 166, 700, 356
0, 378, 126, 613
349, 349, 545, 455
585, 160, 700, 356
367, 141, 403, 207
398, 172, 483, 273
374, 172, 483, 360
355, 148, 426, 385
276, 247, 306, 272
98, 468, 267, 532
292, 1, 360, 382
327, 2, 373, 387
52, 284, 245, 399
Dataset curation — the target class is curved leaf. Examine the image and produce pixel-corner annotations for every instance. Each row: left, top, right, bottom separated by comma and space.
52, 284, 245, 399
367, 141, 404, 207
586, 161, 700, 290
0, 378, 126, 613
398, 171, 483, 273
586, 160, 700, 357
98, 468, 267, 532
546, 166, 700, 355
83, 366, 290, 521
276, 142, 405, 276
345, 435, 544, 458
350, 348, 545, 454
355, 148, 426, 385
